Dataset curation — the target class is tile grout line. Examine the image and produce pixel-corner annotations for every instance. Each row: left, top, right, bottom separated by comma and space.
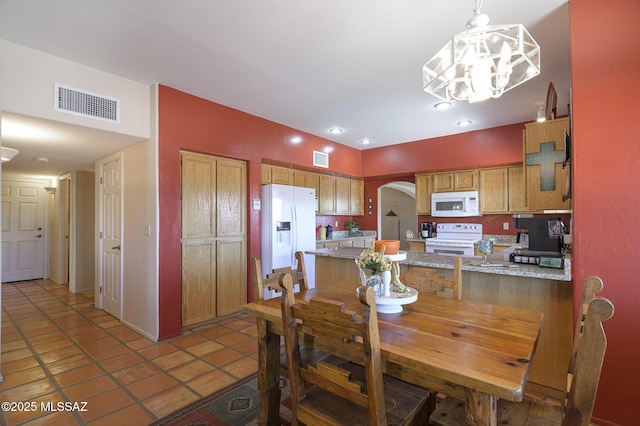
4, 281, 160, 424
2, 280, 258, 424
1, 282, 88, 425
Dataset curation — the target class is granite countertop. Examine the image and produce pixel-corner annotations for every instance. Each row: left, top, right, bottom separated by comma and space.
317, 230, 376, 244
307, 246, 571, 281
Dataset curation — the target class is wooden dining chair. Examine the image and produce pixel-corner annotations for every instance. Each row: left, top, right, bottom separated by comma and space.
429, 282, 614, 426
401, 257, 462, 299
280, 272, 433, 425
251, 255, 340, 375
251, 251, 308, 301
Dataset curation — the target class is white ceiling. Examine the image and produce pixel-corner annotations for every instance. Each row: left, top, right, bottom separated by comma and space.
0, 0, 570, 176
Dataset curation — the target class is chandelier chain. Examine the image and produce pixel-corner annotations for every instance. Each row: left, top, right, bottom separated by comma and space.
472, 0, 484, 14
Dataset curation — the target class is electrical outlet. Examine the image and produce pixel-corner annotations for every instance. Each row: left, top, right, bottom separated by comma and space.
503, 222, 509, 230
335, 220, 339, 227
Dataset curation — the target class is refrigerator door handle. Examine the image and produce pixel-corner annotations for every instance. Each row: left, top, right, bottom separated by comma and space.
291, 204, 297, 267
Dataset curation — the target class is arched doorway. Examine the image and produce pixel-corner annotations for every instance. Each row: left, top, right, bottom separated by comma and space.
377, 182, 416, 250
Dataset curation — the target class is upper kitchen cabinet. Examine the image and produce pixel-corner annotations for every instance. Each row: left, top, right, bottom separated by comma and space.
433, 170, 478, 192
524, 117, 571, 211
335, 177, 351, 214
349, 179, 364, 215
317, 175, 336, 214
415, 174, 433, 214
261, 164, 294, 185
508, 165, 528, 212
294, 170, 319, 193
479, 168, 509, 213
335, 177, 364, 215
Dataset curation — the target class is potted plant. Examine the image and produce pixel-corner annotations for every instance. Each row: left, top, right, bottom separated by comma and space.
346, 220, 360, 234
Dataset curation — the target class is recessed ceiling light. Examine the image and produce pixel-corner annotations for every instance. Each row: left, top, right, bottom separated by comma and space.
457, 120, 472, 127
360, 139, 372, 145
434, 102, 452, 110
328, 127, 344, 134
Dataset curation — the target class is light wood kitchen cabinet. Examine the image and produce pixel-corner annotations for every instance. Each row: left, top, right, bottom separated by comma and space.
349, 179, 364, 215
261, 164, 272, 184
508, 165, 528, 212
415, 174, 433, 214
270, 166, 294, 185
261, 164, 294, 185
433, 170, 478, 192
352, 237, 374, 248
320, 176, 364, 215
479, 168, 509, 213
318, 175, 336, 214
455, 170, 478, 191
294, 170, 319, 192
524, 117, 571, 211
433, 172, 454, 192
408, 240, 426, 252
263, 163, 363, 215
335, 177, 351, 214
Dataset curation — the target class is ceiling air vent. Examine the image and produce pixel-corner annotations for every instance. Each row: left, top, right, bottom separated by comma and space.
54, 83, 120, 123
313, 151, 329, 168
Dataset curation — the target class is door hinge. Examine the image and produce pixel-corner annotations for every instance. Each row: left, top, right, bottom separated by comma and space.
100, 231, 103, 239
100, 177, 103, 185
99, 286, 102, 294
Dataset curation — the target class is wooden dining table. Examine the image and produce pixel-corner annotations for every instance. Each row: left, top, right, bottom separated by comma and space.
243, 285, 544, 426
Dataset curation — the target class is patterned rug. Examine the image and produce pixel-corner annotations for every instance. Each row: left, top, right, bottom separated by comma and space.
151, 374, 291, 426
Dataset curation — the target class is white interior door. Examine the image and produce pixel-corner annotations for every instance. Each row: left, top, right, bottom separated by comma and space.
99, 155, 122, 318
2, 180, 45, 282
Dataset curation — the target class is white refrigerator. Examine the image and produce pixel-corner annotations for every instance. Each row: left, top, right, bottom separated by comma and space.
261, 184, 316, 299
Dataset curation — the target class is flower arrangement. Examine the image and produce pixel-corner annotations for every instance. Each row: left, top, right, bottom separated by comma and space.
355, 247, 392, 276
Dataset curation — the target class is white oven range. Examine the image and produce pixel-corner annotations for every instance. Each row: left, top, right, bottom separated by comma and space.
425, 223, 483, 257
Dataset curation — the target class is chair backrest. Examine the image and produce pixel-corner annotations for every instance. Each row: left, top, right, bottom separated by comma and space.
250, 251, 308, 301
400, 257, 462, 299
562, 296, 614, 426
280, 273, 387, 424
568, 276, 603, 374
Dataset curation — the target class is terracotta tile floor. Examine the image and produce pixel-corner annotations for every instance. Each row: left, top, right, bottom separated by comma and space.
0, 280, 259, 425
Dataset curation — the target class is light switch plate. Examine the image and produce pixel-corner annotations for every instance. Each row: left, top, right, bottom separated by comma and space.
253, 199, 261, 210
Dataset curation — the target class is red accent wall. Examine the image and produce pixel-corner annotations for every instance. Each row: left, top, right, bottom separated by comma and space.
155, 2, 640, 419
361, 124, 524, 177
157, 86, 362, 339
570, 1, 640, 424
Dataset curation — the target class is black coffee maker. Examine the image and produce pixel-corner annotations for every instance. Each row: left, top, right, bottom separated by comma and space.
420, 222, 435, 239
511, 215, 563, 264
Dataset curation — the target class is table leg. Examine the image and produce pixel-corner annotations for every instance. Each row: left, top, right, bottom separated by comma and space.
256, 318, 281, 426
464, 389, 498, 426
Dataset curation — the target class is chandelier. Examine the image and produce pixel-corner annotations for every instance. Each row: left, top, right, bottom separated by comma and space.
423, 0, 541, 103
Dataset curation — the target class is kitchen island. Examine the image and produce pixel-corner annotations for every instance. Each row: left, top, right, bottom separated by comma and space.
307, 246, 573, 399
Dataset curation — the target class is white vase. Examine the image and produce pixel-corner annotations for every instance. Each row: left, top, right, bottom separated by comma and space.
382, 270, 392, 297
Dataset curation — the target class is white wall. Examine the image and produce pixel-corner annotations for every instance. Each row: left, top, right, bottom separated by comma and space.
0, 39, 150, 138
70, 170, 95, 293
0, 40, 159, 353
121, 137, 158, 340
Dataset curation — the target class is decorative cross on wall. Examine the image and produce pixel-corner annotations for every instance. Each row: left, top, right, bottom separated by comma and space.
525, 141, 565, 191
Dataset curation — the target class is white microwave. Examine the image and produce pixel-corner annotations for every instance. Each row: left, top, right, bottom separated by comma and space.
431, 191, 480, 217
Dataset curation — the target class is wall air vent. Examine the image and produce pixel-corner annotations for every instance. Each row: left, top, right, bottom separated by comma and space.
313, 150, 329, 168
54, 83, 120, 123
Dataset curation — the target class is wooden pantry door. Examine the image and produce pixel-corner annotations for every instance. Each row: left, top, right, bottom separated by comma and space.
180, 152, 246, 326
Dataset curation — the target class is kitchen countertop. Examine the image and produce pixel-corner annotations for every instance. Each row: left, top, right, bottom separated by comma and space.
307, 246, 571, 281
316, 230, 376, 244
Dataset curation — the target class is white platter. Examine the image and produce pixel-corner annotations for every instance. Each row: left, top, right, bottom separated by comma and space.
383, 251, 407, 262
375, 286, 418, 314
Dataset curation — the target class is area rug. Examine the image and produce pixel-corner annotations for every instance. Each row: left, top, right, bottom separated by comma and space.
151, 374, 291, 426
